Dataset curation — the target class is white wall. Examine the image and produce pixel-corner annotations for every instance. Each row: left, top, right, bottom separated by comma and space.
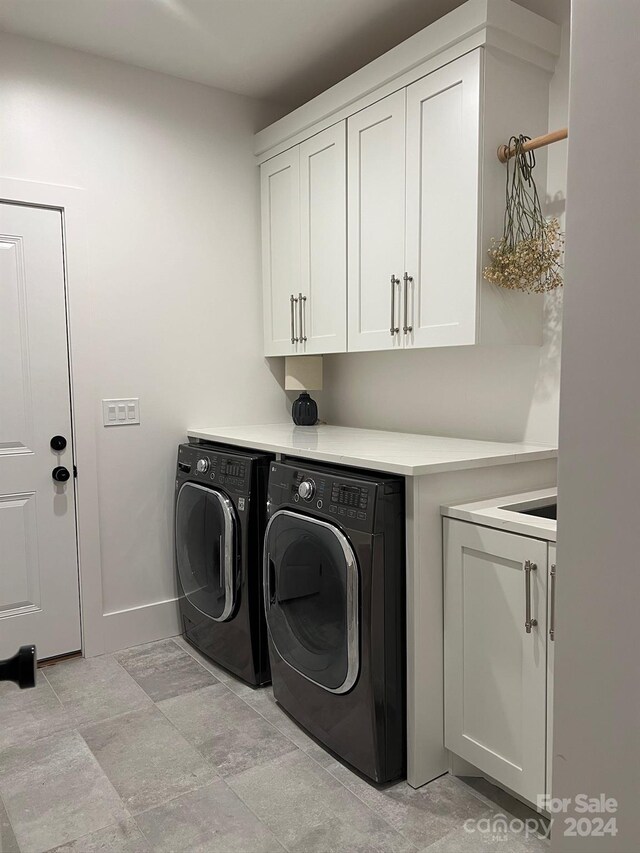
0, 32, 288, 653
321, 25, 569, 445
551, 2, 640, 850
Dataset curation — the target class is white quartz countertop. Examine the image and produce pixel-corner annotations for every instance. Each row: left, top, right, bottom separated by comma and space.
187, 424, 557, 477
442, 487, 557, 541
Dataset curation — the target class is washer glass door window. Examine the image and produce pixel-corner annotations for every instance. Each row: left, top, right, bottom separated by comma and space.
176, 482, 237, 622
264, 511, 359, 693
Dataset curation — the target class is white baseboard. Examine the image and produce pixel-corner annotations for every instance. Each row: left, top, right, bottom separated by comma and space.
100, 597, 181, 655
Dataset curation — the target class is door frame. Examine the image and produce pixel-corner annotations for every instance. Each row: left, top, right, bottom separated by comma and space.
0, 177, 104, 657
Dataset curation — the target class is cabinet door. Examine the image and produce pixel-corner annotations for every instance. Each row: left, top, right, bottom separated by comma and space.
300, 123, 347, 354
444, 519, 547, 805
546, 543, 556, 796
261, 147, 301, 356
405, 50, 481, 348
347, 91, 406, 352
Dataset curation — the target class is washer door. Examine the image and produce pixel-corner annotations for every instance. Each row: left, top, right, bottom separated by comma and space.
176, 482, 237, 622
264, 510, 359, 694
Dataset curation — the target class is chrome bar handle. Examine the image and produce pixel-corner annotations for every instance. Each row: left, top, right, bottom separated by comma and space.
290, 294, 299, 344
549, 563, 556, 641
403, 272, 413, 334
299, 292, 307, 343
524, 560, 538, 633
390, 275, 400, 335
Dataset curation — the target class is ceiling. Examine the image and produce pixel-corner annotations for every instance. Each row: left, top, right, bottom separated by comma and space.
0, 0, 569, 109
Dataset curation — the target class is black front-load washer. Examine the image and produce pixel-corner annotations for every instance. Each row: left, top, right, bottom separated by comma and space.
264, 458, 406, 782
175, 442, 272, 686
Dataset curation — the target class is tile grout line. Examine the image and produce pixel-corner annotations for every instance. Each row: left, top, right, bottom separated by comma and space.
446, 774, 548, 830
129, 695, 288, 853
221, 719, 416, 852
320, 766, 421, 851
221, 674, 419, 848
218, 774, 291, 853
39, 813, 132, 853
44, 646, 426, 851
39, 667, 66, 709
169, 636, 233, 683
77, 700, 221, 839
0, 788, 22, 853
110, 641, 501, 850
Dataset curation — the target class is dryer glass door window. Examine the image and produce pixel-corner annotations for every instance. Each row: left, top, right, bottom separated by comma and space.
264, 511, 359, 693
176, 483, 237, 622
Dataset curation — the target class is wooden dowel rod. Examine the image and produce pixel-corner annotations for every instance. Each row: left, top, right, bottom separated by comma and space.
497, 127, 568, 163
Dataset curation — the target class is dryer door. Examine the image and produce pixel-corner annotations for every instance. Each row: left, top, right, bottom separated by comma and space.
176, 482, 238, 622
264, 510, 359, 693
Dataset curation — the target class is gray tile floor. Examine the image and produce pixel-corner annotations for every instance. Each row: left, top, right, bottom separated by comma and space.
0, 637, 549, 853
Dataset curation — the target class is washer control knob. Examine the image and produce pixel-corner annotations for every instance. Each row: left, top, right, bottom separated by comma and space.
196, 458, 210, 474
298, 479, 315, 501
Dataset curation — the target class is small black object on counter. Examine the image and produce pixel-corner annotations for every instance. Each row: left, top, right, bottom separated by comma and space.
292, 392, 318, 426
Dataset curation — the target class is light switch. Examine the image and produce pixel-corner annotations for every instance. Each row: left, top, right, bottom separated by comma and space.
102, 398, 140, 426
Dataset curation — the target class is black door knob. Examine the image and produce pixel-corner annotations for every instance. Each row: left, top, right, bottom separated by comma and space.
52, 466, 70, 483
50, 435, 67, 452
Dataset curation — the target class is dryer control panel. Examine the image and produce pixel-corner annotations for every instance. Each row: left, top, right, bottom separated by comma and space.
267, 461, 390, 533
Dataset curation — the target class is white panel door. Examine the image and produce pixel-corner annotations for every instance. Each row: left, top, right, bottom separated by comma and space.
546, 542, 556, 796
444, 519, 547, 805
347, 91, 406, 352
405, 50, 482, 348
300, 123, 347, 354
0, 202, 81, 659
261, 148, 301, 356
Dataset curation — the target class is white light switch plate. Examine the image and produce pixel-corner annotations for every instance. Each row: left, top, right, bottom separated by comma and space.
102, 398, 140, 426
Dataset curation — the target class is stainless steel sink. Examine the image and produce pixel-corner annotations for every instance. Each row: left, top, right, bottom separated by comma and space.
501, 499, 557, 520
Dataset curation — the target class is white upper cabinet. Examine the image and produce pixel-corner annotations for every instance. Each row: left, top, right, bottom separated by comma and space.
300, 124, 347, 354
257, 0, 560, 356
405, 51, 481, 348
261, 124, 346, 356
347, 91, 406, 352
261, 148, 301, 356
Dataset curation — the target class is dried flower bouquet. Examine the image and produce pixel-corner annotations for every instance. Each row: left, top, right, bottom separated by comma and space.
484, 135, 564, 293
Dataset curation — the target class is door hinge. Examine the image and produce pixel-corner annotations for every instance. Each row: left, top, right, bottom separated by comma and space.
73, 465, 78, 478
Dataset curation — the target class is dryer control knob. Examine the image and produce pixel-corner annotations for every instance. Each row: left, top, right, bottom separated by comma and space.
298, 479, 315, 501
196, 458, 210, 474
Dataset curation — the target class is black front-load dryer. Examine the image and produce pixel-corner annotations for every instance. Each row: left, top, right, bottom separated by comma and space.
175, 442, 272, 686
264, 459, 406, 782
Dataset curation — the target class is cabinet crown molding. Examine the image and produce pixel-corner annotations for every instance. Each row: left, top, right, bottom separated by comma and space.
255, 0, 561, 163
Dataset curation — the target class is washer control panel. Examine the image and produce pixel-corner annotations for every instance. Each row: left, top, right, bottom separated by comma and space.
276, 464, 375, 530
178, 445, 249, 493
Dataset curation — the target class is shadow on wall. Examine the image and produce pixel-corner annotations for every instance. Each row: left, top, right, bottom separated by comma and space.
321, 321, 561, 445
321, 180, 567, 447
264, 356, 328, 424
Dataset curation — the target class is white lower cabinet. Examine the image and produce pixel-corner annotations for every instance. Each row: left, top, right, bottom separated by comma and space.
546, 543, 556, 798
444, 519, 550, 806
